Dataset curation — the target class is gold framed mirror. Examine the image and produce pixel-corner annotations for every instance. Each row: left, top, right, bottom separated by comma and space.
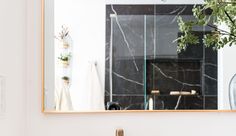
42, 0, 236, 113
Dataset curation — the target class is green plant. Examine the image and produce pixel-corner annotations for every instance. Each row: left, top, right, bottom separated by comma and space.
58, 53, 71, 61
55, 25, 69, 41
177, 0, 236, 52
62, 76, 69, 81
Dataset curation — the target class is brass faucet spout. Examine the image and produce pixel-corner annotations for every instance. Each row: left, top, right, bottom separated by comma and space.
116, 129, 124, 136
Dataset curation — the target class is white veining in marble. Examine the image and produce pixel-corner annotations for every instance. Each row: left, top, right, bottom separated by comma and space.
205, 62, 217, 67
204, 74, 217, 81
170, 6, 187, 24
113, 71, 144, 86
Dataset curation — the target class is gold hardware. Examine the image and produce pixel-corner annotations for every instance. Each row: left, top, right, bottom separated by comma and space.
116, 129, 124, 136
151, 90, 160, 95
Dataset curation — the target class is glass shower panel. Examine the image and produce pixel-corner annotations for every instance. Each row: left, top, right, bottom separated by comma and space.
108, 14, 207, 110
146, 15, 181, 110
146, 14, 216, 110
147, 15, 189, 110
110, 15, 146, 110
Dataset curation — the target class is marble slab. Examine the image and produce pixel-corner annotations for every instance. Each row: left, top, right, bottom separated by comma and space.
105, 5, 217, 110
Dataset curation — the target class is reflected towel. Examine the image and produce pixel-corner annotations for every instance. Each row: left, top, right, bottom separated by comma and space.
55, 82, 73, 111
85, 61, 105, 110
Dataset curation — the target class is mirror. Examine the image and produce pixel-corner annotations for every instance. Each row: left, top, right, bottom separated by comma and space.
43, 0, 232, 112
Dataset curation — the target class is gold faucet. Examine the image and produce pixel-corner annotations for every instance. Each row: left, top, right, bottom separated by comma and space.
116, 129, 124, 136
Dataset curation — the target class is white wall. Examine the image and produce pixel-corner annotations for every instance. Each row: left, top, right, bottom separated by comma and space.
51, 0, 106, 110
25, 0, 236, 136
218, 46, 236, 109
218, 24, 236, 109
0, 0, 26, 136
44, 0, 55, 110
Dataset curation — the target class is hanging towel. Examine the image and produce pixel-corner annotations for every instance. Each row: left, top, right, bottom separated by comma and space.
85, 61, 105, 110
55, 80, 73, 111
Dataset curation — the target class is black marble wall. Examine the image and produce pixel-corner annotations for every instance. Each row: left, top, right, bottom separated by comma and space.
105, 5, 217, 110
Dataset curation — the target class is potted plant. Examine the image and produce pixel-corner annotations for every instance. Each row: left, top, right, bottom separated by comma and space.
58, 53, 71, 67
55, 25, 70, 49
176, 0, 236, 52
61, 76, 70, 84
176, 0, 236, 109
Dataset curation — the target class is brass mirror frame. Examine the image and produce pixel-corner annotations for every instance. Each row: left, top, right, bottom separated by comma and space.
41, 0, 235, 113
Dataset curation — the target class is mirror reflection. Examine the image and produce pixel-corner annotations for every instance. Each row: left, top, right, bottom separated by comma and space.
43, 1, 227, 112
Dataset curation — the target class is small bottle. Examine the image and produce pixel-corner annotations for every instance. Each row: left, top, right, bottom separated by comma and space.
148, 97, 153, 110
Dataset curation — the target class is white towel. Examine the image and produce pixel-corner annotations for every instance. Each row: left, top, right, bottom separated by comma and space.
85, 62, 105, 110
55, 80, 73, 111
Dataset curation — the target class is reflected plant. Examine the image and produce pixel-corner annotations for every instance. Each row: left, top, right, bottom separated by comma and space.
58, 53, 71, 61
55, 25, 69, 42
176, 0, 236, 52
62, 76, 70, 84
62, 76, 69, 81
